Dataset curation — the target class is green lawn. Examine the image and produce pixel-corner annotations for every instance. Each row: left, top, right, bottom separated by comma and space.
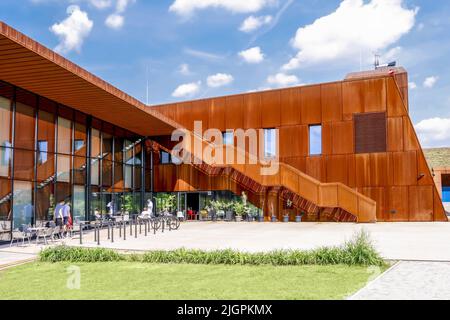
0, 262, 381, 300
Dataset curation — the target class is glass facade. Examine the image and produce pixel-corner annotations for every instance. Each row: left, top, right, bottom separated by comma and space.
0, 81, 150, 241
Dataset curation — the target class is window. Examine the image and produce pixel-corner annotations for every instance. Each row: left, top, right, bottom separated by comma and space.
309, 125, 322, 155
37, 140, 48, 164
74, 139, 84, 152
160, 151, 171, 164
264, 129, 277, 158
223, 131, 234, 146
354, 112, 387, 154
443, 174, 450, 203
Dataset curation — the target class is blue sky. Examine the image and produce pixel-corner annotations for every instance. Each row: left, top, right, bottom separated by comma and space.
0, 0, 449, 147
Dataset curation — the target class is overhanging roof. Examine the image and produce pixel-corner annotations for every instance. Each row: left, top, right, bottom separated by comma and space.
0, 21, 179, 136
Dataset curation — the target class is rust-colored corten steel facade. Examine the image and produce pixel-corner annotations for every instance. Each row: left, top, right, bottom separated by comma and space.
0, 21, 446, 229
151, 69, 447, 222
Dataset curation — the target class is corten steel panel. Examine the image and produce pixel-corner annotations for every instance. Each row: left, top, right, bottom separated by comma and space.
331, 121, 354, 154
279, 125, 308, 158
191, 100, 209, 129
392, 151, 418, 186
322, 122, 333, 155
176, 101, 193, 130
417, 154, 435, 186
403, 116, 420, 151
280, 87, 301, 126
387, 117, 404, 152
347, 154, 357, 188
355, 154, 371, 187
409, 185, 434, 221
354, 112, 387, 154
319, 184, 338, 208
342, 80, 364, 120
387, 77, 406, 117
261, 90, 281, 128
325, 155, 348, 185
321, 82, 342, 123
387, 186, 409, 221
282, 157, 306, 173
306, 156, 325, 181
434, 189, 446, 221
208, 97, 226, 132
360, 187, 387, 221
369, 153, 393, 187
300, 85, 322, 124
0, 22, 178, 137
363, 78, 387, 113
243, 93, 261, 129
225, 95, 244, 129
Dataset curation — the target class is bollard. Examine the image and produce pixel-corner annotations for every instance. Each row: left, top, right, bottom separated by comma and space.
111, 221, 114, 243
162, 218, 164, 233
107, 222, 110, 240
135, 219, 138, 238
97, 224, 100, 246
124, 221, 126, 240
119, 220, 122, 238
139, 220, 142, 235
153, 220, 156, 235
144, 220, 147, 236
79, 223, 83, 245
94, 223, 97, 242
130, 217, 133, 237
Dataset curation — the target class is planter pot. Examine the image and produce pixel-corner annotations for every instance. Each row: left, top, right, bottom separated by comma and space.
271, 216, 277, 222
283, 215, 289, 223
225, 211, 234, 221
235, 216, 243, 222
295, 216, 302, 222
258, 216, 264, 222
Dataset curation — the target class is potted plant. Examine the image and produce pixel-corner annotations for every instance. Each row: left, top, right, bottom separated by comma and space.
283, 199, 293, 222
296, 211, 305, 222
283, 212, 290, 222
224, 201, 234, 221
257, 209, 264, 222
233, 201, 248, 222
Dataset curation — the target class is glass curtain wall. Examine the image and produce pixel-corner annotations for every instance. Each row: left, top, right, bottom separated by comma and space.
0, 80, 146, 240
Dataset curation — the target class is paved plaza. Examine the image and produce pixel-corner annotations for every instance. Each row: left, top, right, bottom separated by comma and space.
350, 261, 450, 300
2, 221, 450, 261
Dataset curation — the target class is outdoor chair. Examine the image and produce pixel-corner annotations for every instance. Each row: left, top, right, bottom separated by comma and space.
10, 229, 31, 247
36, 227, 54, 245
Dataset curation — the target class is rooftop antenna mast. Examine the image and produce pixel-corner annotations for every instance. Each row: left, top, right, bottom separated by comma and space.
374, 53, 380, 70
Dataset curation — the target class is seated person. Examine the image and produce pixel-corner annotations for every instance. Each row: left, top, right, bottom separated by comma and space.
139, 207, 150, 219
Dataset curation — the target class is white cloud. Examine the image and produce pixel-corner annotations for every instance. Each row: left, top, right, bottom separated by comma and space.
424, 76, 438, 88
172, 81, 201, 98
88, 0, 112, 9
207, 73, 234, 88
239, 47, 264, 64
409, 82, 417, 89
105, 0, 135, 29
267, 73, 299, 87
239, 15, 272, 33
184, 48, 224, 61
169, 0, 275, 17
105, 13, 124, 29
178, 63, 192, 75
415, 118, 450, 148
50, 5, 94, 54
282, 0, 417, 70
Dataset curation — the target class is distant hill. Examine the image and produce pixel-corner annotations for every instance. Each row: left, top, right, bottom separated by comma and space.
423, 148, 450, 168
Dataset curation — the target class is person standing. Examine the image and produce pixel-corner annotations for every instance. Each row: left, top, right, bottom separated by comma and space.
54, 200, 65, 238
62, 201, 71, 237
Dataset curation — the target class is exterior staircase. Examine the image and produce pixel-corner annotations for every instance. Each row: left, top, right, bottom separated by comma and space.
150, 138, 377, 223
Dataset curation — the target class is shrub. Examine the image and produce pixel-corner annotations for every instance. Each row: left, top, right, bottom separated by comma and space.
39, 231, 385, 267
39, 246, 124, 263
